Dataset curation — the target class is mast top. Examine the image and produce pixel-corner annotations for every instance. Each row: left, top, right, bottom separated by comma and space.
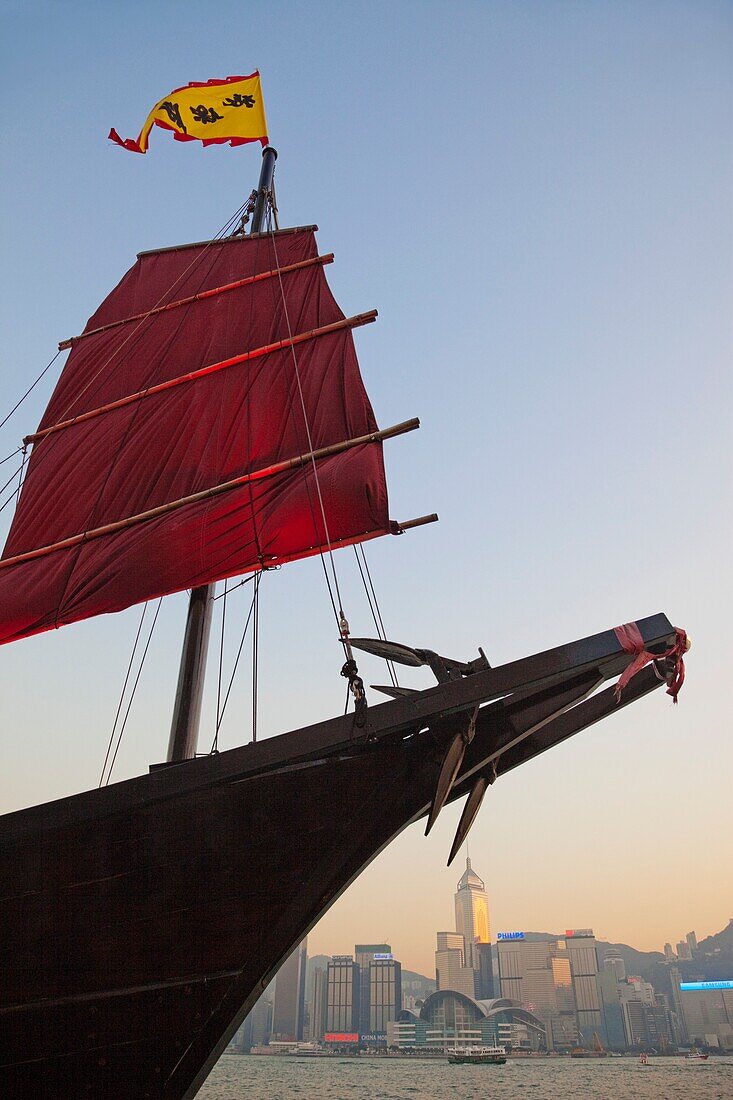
251, 146, 278, 235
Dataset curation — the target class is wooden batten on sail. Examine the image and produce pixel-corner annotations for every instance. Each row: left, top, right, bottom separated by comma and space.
29, 310, 378, 445
0, 419, 419, 572
57, 253, 335, 350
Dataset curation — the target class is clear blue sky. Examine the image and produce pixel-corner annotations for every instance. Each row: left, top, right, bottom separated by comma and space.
1, 1, 731, 971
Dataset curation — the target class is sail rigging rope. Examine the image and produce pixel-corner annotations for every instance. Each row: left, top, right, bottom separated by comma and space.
0, 447, 22, 468
51, 199, 253, 429
265, 210, 351, 652
99, 601, 149, 786
14, 446, 27, 506
100, 597, 163, 786
0, 349, 61, 434
252, 570, 260, 743
353, 544, 399, 688
0, 459, 25, 503
3, 199, 254, 533
209, 570, 261, 752
212, 573, 258, 600
213, 579, 228, 753
1, 198, 252, 525
0, 456, 28, 520
48, 244, 233, 630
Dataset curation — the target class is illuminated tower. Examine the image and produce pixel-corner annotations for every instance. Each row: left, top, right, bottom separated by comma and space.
454, 857, 491, 971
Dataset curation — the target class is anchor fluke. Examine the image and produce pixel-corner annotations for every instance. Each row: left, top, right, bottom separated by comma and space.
447, 776, 488, 866
349, 638, 425, 666
350, 638, 490, 683
425, 706, 479, 836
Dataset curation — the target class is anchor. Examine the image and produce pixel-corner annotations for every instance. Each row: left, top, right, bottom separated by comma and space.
447, 758, 498, 866
425, 704, 480, 836
348, 637, 493, 846
349, 637, 490, 687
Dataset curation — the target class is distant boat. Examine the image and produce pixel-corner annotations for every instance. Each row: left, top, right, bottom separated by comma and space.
448, 1045, 507, 1065
570, 1033, 607, 1058
685, 1051, 709, 1061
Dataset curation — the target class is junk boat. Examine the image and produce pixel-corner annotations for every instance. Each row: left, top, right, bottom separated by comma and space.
0, 144, 689, 1097
570, 1032, 608, 1058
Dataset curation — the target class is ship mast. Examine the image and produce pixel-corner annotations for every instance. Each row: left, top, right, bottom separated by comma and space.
166, 146, 278, 763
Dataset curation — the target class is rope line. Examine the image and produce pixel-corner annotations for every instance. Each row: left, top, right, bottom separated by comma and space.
0, 349, 61, 434
265, 207, 353, 665
214, 579, 228, 753
102, 597, 163, 785
353, 544, 398, 688
212, 573, 257, 600
0, 447, 22, 468
0, 487, 20, 520
210, 570, 261, 751
51, 251, 230, 630
99, 602, 149, 786
252, 570, 260, 743
15, 446, 27, 506
0, 459, 25, 502
0, 455, 28, 520
1, 202, 253, 535
53, 201, 252, 427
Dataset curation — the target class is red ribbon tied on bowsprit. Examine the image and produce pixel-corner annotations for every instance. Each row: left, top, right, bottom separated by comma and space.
614, 622, 687, 704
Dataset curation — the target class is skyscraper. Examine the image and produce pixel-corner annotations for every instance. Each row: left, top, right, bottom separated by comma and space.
311, 966, 328, 1040
326, 956, 360, 1033
454, 857, 491, 971
369, 956, 402, 1032
272, 938, 308, 1041
565, 930, 603, 1046
474, 941, 495, 1000
435, 931, 475, 996
354, 943, 391, 1034
603, 948, 626, 981
496, 935, 578, 1048
597, 968, 627, 1051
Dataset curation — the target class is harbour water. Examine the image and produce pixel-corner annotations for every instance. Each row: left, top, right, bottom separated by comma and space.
201, 1054, 733, 1099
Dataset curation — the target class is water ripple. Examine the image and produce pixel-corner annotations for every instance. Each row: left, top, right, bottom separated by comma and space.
200, 1054, 733, 1100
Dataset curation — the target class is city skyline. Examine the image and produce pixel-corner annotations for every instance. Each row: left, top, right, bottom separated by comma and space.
307, 915, 733, 980
238, 898, 733, 1053
1, 1, 731, 979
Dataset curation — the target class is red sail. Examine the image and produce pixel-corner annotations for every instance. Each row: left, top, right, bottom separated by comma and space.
0, 228, 390, 646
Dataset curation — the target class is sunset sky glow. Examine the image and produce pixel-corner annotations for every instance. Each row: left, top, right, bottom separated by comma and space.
1, 0, 731, 976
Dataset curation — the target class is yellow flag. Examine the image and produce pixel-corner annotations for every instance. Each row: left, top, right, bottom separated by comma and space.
109, 72, 268, 154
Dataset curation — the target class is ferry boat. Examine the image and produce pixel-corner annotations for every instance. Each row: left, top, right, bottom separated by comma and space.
448, 1045, 507, 1065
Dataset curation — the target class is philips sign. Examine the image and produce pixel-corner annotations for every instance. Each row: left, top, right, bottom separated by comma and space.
497, 931, 525, 941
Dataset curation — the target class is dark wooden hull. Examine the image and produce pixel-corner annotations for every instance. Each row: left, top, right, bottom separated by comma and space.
0, 614, 677, 1097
